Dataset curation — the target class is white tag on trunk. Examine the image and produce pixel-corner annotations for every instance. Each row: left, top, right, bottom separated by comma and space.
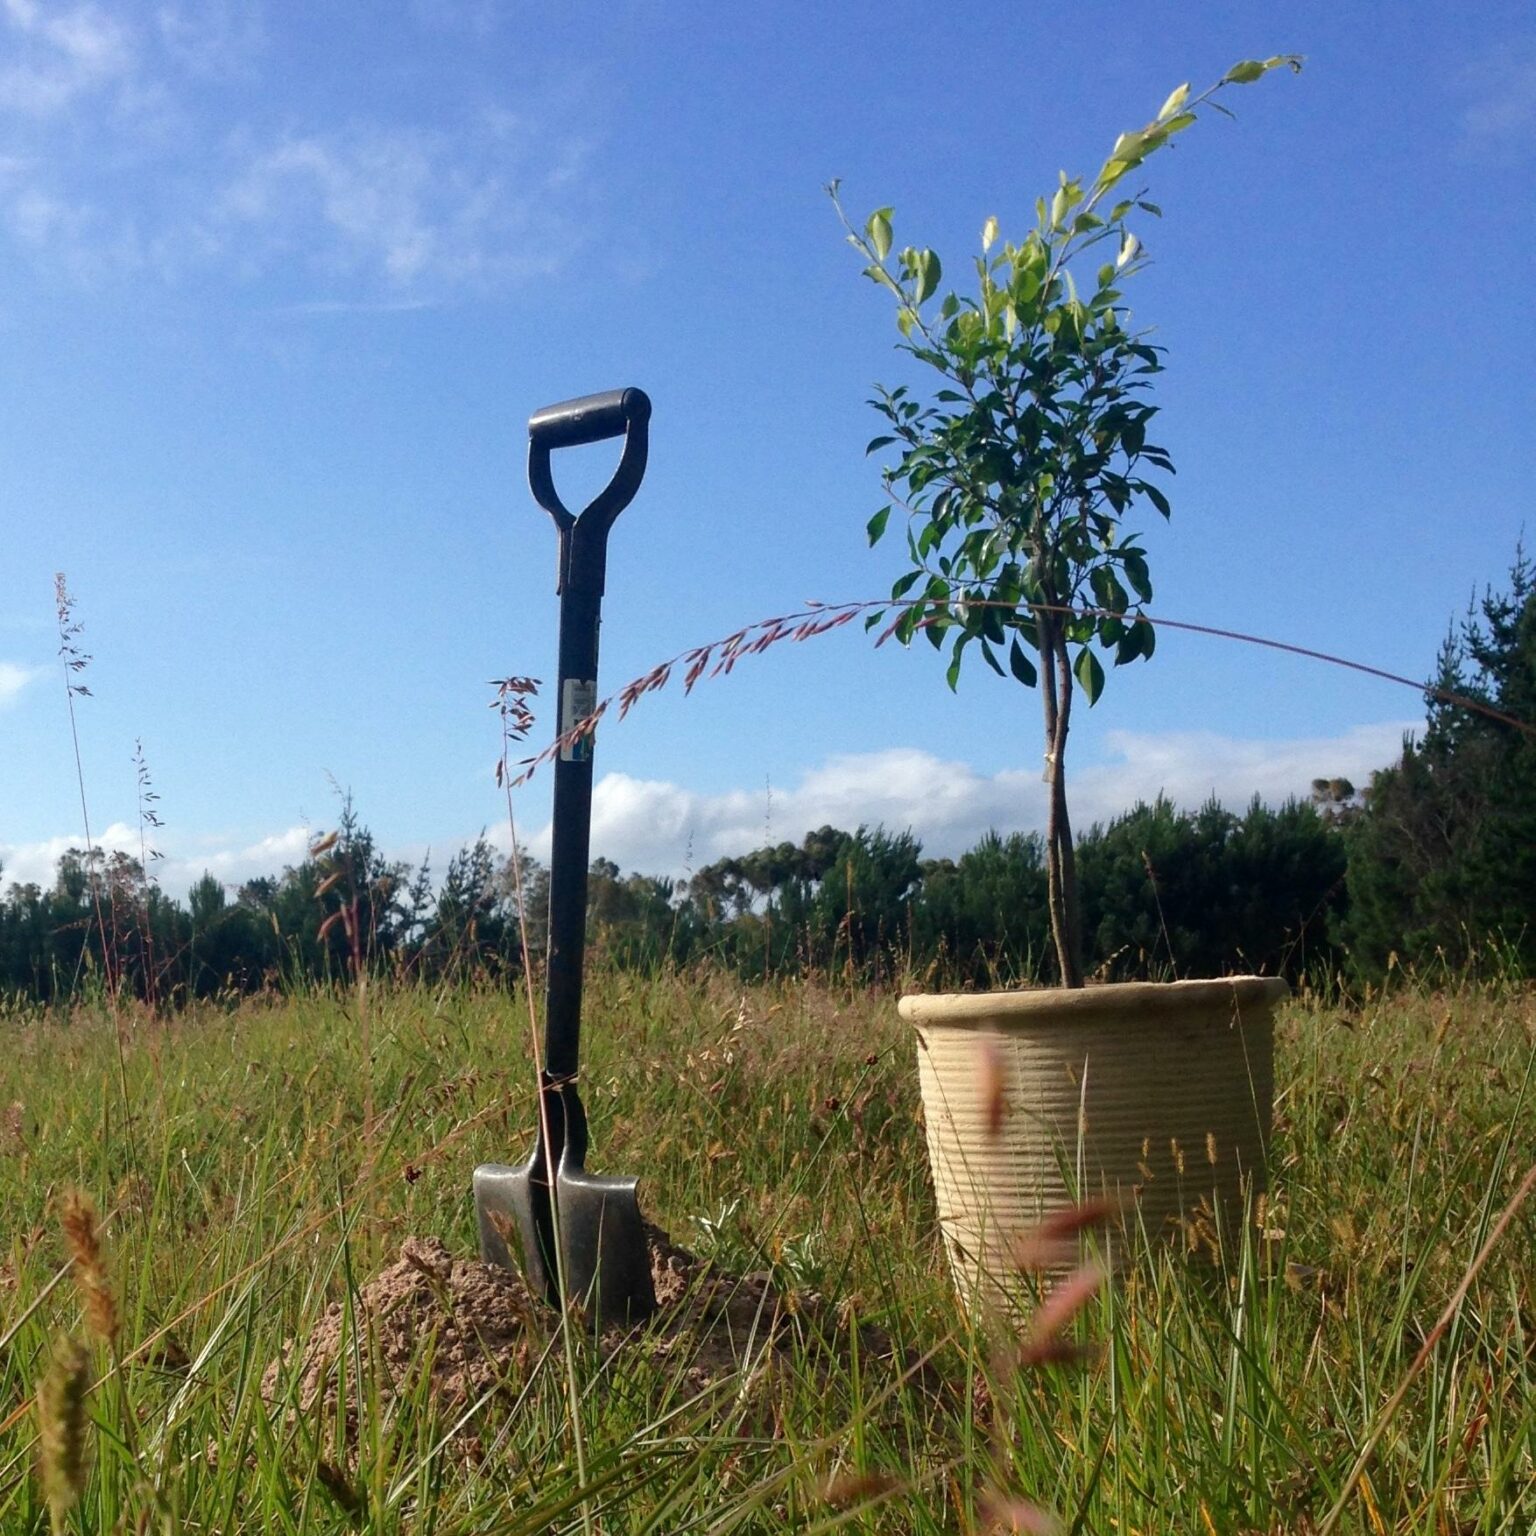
560, 679, 598, 762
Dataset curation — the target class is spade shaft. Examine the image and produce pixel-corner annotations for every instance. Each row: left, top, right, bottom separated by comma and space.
474, 387, 656, 1325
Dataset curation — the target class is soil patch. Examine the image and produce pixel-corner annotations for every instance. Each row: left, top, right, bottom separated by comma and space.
263, 1225, 900, 1418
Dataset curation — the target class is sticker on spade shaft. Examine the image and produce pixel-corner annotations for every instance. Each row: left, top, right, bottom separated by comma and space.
560, 679, 598, 763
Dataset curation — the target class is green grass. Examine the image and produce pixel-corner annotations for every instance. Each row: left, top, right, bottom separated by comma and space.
0, 970, 1531, 1533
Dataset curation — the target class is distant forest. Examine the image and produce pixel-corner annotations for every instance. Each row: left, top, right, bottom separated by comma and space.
5, 551, 1532, 1005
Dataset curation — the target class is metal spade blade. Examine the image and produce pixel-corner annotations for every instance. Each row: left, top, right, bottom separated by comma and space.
474, 1081, 655, 1324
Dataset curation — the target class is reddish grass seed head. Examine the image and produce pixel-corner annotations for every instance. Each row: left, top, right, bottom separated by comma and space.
1024, 1261, 1105, 1348
976, 1033, 1007, 1138
58, 1190, 117, 1348
822, 1471, 900, 1508
978, 1490, 1064, 1534
1009, 1198, 1117, 1272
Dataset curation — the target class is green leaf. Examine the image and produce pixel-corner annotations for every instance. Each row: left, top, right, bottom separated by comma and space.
1143, 482, 1172, 519
865, 435, 896, 454
1073, 646, 1106, 705
945, 640, 966, 691
1090, 566, 1127, 614
867, 208, 893, 261
982, 215, 999, 252
1097, 160, 1132, 192
1008, 636, 1038, 687
1116, 231, 1139, 268
1049, 186, 1069, 230
916, 248, 942, 305
866, 506, 890, 545
1223, 59, 1266, 84
1123, 551, 1152, 601
1158, 82, 1190, 120
1012, 260, 1043, 305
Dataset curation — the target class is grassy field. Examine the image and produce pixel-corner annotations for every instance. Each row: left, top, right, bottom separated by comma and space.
0, 970, 1531, 1534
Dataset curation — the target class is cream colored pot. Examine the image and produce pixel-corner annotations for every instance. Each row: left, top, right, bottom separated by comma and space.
900, 977, 1288, 1311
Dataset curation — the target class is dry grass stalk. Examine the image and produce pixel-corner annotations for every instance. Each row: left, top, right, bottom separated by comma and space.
975, 1187, 1115, 1534
306, 818, 388, 1182
506, 596, 1534, 790
53, 573, 121, 1002
490, 675, 540, 787
36, 1333, 90, 1536
131, 738, 165, 1013
961, 1036, 1114, 1517
58, 1189, 118, 1348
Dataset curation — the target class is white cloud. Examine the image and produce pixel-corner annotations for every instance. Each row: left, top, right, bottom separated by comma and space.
213, 120, 576, 290
275, 296, 438, 315
0, 4, 588, 294
0, 723, 1417, 900
1073, 722, 1415, 823
166, 824, 311, 887
7, 184, 87, 245
0, 819, 140, 891
1457, 38, 1536, 153
0, 0, 135, 116
0, 822, 312, 896
154, 0, 263, 78
500, 722, 1417, 878
0, 660, 43, 707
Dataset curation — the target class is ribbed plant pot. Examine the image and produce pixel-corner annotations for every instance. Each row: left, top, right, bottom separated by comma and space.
901, 977, 1288, 1311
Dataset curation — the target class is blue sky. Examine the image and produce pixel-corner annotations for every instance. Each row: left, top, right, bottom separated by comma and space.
2, 0, 1533, 895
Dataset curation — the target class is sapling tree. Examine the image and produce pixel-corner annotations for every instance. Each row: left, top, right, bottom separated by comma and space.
835, 57, 1298, 987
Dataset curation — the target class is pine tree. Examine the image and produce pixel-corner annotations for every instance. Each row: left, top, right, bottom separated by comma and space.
1343, 546, 1536, 979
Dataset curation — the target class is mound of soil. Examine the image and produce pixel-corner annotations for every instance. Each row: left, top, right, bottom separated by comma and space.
263, 1225, 896, 1418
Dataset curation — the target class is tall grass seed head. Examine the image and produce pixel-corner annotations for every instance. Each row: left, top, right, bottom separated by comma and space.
58, 1189, 118, 1347
37, 1333, 90, 1535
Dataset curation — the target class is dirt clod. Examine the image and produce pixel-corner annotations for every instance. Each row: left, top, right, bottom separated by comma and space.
263, 1225, 895, 1419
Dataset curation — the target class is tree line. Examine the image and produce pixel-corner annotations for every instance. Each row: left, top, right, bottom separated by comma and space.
5, 550, 1531, 1007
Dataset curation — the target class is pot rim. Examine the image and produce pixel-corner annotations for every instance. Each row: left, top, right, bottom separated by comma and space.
898, 975, 1289, 1027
